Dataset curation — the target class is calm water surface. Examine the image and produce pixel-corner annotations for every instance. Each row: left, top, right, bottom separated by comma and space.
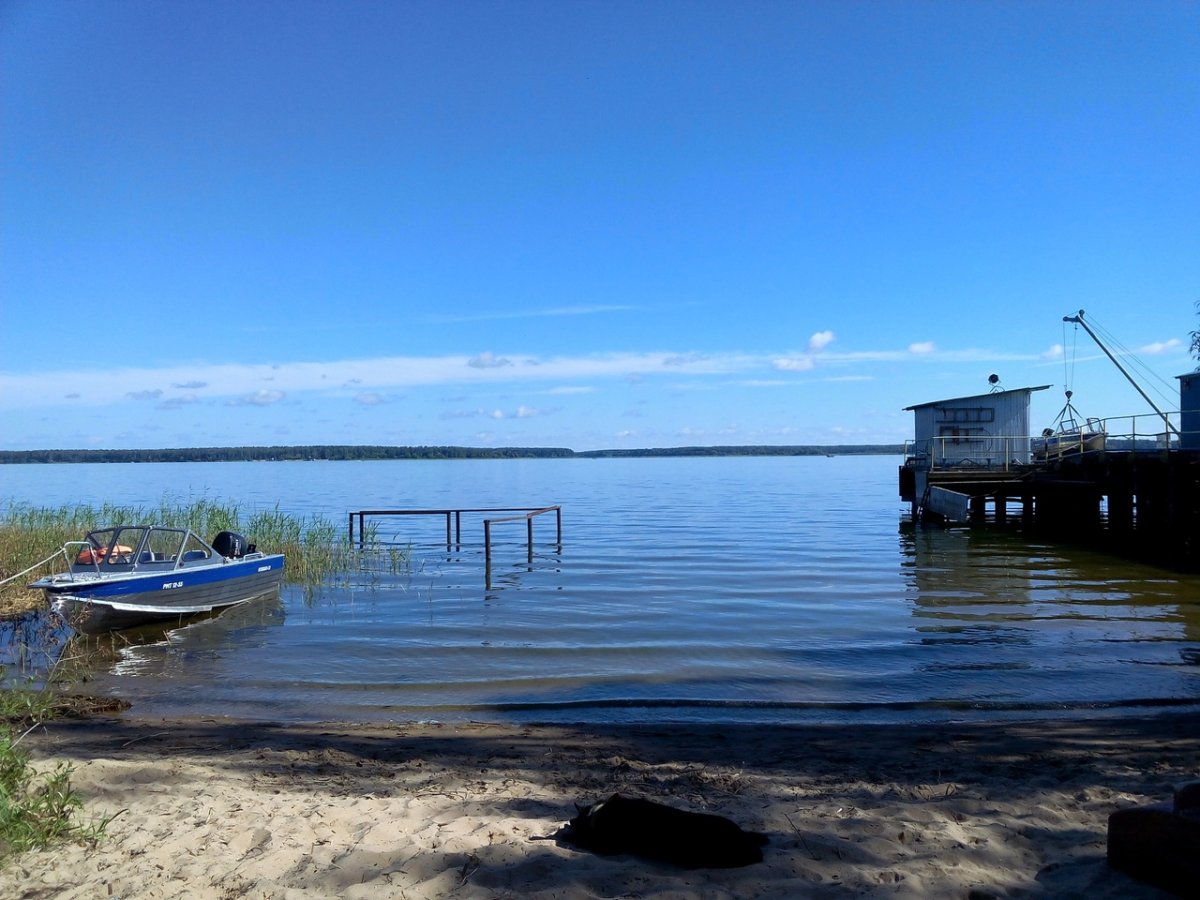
2, 456, 1198, 725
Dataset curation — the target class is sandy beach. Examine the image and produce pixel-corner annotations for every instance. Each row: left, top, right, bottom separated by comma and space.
5, 711, 1197, 898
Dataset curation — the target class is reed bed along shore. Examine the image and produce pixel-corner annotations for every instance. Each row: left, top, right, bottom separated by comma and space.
0, 499, 396, 618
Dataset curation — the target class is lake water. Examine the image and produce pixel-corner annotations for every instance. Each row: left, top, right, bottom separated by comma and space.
2, 456, 1198, 725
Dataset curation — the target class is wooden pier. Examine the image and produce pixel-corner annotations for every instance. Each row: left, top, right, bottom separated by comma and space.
900, 362, 1200, 572
901, 449, 1200, 571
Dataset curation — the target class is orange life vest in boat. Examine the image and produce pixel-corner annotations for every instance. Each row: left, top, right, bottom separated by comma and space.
76, 544, 134, 565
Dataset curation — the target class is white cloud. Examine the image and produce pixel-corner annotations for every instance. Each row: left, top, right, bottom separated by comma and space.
772, 356, 815, 372
158, 394, 199, 410
0, 344, 1074, 413
1041, 344, 1064, 361
807, 330, 835, 353
664, 352, 710, 367
227, 390, 286, 407
908, 341, 937, 355
1140, 338, 1182, 355
515, 405, 539, 418
354, 392, 388, 406
468, 352, 512, 369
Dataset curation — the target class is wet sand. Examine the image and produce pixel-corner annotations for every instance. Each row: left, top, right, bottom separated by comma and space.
6, 712, 1197, 898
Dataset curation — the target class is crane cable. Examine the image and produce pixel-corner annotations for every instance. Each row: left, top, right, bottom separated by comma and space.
1082, 313, 1177, 410
1063, 317, 1078, 396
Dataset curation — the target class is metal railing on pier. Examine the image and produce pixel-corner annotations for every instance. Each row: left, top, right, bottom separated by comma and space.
903, 411, 1187, 472
347, 506, 562, 589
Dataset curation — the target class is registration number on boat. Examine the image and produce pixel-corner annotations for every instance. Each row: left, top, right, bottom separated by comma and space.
161, 581, 184, 590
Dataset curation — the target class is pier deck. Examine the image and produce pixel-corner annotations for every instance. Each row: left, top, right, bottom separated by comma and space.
901, 449, 1200, 571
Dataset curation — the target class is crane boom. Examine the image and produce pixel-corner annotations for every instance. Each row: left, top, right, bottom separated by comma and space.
1063, 309, 1180, 438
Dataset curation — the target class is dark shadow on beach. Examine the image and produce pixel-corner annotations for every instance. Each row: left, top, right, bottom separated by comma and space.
19, 710, 1197, 897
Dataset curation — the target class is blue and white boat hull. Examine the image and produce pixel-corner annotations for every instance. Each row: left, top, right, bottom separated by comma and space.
30, 525, 286, 634
44, 558, 284, 634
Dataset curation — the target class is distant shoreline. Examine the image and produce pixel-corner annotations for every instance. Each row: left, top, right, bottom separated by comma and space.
0, 444, 903, 464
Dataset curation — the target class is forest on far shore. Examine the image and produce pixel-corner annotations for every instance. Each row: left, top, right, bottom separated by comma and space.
0, 444, 903, 464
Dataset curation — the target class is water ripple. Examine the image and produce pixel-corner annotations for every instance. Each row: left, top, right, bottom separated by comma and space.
4, 456, 1199, 724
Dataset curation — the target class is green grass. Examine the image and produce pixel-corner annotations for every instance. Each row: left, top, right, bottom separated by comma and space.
1, 679, 120, 865
0, 498, 407, 615
0, 498, 415, 863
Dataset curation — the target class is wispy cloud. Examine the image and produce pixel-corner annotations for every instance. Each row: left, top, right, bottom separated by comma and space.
158, 395, 199, 410
353, 392, 389, 406
468, 352, 512, 369
0, 344, 1096, 411
1140, 338, 1182, 355
1041, 344, 1064, 361
426, 304, 636, 325
226, 390, 286, 407
770, 330, 836, 373
771, 357, 815, 372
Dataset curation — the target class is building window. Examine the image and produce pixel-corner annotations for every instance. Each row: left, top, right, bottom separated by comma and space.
936, 407, 995, 424
938, 425, 987, 443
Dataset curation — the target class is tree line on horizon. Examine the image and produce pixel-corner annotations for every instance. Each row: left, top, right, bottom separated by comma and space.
0, 444, 902, 464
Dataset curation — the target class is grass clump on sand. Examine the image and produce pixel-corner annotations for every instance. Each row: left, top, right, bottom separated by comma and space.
0, 679, 120, 865
0, 499, 402, 616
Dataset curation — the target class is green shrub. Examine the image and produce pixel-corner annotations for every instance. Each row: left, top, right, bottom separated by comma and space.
0, 683, 118, 864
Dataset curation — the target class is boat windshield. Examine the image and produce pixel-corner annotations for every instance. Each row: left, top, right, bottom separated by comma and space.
142, 527, 193, 563
73, 526, 213, 569
75, 527, 144, 567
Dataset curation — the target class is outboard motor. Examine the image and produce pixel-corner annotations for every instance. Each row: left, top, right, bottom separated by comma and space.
212, 531, 248, 559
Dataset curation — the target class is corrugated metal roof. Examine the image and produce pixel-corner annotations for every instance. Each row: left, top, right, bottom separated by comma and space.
903, 384, 1051, 411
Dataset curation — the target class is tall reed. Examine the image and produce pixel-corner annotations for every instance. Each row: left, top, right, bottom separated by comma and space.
0, 500, 402, 616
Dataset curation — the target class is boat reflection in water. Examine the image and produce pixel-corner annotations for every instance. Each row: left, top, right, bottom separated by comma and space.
60, 587, 285, 679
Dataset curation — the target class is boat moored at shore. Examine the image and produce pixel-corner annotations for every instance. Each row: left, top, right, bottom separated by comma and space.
29, 525, 285, 634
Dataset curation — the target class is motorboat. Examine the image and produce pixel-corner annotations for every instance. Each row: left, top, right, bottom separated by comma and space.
29, 525, 285, 634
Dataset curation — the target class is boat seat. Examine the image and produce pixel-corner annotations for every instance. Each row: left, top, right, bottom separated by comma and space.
182, 550, 209, 563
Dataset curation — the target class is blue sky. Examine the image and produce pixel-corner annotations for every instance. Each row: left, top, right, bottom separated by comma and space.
2, 1, 1197, 452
